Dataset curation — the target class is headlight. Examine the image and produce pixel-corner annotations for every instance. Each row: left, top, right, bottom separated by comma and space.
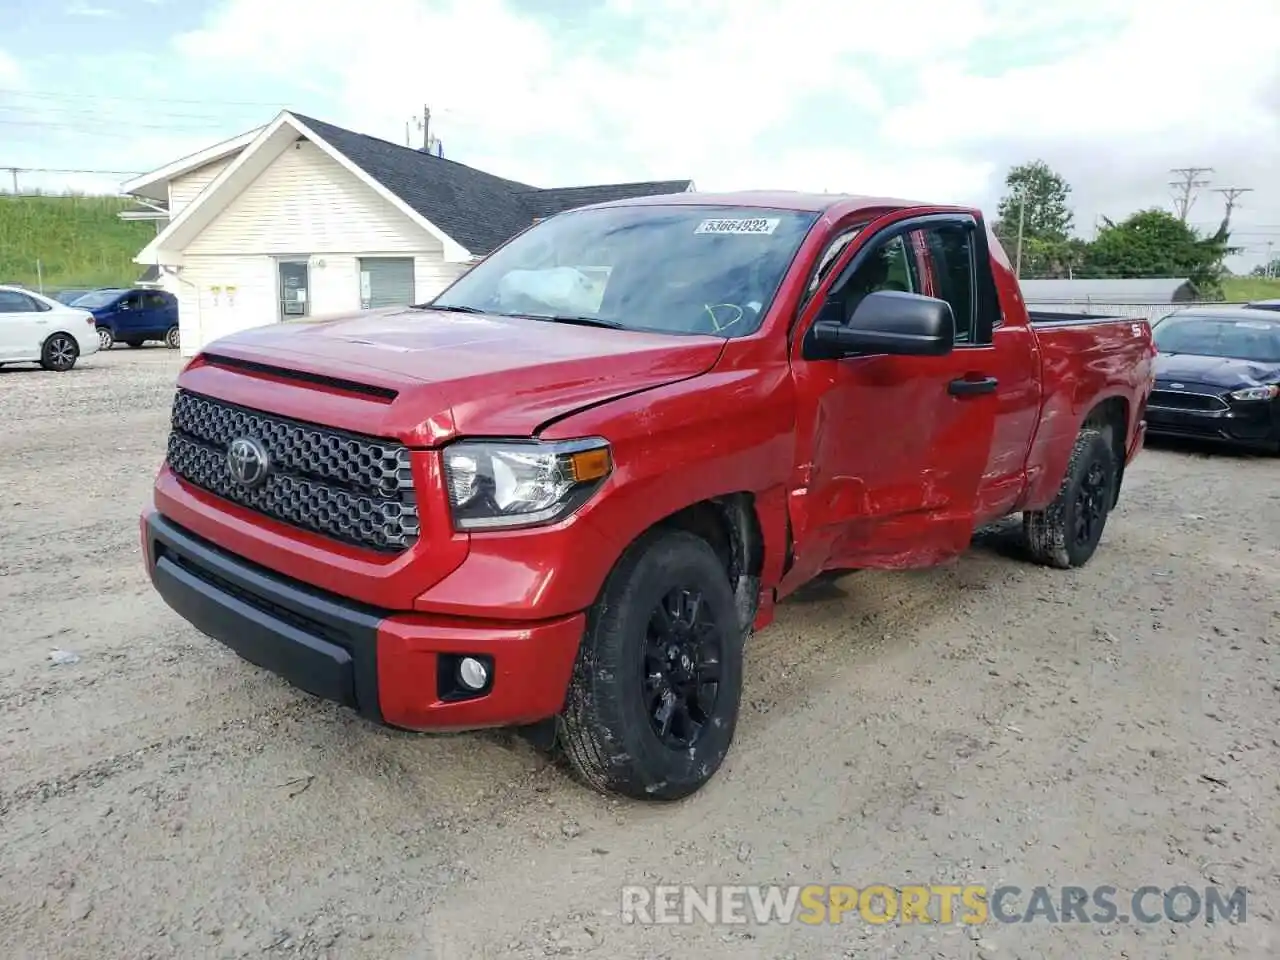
442, 437, 613, 530
1229, 384, 1279, 401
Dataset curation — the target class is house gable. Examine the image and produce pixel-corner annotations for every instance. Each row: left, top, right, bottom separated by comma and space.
168, 157, 237, 220
121, 127, 261, 202
132, 110, 694, 268
137, 112, 469, 266
185, 140, 440, 257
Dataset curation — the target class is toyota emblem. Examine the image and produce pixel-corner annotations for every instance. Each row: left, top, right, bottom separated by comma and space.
227, 436, 270, 488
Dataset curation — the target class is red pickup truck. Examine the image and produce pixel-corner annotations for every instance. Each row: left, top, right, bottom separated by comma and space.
141, 192, 1154, 801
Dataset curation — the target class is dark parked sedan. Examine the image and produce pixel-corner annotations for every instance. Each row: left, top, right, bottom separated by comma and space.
1146, 308, 1280, 452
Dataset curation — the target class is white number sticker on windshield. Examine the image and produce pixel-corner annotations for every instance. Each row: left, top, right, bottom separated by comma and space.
694, 218, 780, 235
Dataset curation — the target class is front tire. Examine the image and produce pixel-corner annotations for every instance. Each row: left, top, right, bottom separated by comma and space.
1022, 427, 1116, 568
97, 327, 114, 350
558, 529, 744, 801
40, 333, 79, 372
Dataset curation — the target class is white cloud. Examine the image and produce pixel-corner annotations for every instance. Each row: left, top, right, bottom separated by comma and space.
166, 0, 1280, 268
66, 2, 120, 17
0, 49, 23, 87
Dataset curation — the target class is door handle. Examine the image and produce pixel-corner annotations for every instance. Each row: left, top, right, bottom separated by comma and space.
948, 376, 998, 396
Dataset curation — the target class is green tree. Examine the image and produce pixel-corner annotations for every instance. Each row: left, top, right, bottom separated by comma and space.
993, 160, 1076, 278
1081, 208, 1238, 297
994, 161, 1074, 240
1249, 258, 1279, 278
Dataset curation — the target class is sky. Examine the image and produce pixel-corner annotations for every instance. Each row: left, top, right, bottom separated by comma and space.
1, 0, 1277, 271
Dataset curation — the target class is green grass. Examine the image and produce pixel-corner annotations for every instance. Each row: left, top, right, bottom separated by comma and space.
1222, 276, 1280, 303
0, 192, 155, 292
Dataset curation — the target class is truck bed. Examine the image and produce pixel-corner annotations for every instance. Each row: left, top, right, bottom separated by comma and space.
1028, 310, 1132, 325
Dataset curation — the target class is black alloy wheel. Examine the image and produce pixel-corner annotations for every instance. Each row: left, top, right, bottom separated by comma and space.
643, 587, 723, 750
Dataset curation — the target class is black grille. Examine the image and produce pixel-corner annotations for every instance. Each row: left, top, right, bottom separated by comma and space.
1149, 389, 1228, 412
166, 389, 419, 553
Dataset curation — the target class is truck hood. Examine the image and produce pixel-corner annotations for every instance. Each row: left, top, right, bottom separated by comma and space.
1154, 352, 1280, 389
195, 306, 726, 443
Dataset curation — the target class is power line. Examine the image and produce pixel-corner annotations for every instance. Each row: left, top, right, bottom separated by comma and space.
0, 117, 239, 133
1169, 166, 1213, 222
0, 104, 266, 124
0, 87, 284, 108
0, 165, 142, 175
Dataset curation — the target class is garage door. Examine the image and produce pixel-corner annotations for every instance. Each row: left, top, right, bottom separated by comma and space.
359, 257, 416, 309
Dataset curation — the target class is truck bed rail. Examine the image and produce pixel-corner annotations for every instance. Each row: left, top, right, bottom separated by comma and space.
1028, 310, 1131, 325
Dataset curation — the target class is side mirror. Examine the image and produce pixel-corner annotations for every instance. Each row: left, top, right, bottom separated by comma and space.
807, 290, 955, 359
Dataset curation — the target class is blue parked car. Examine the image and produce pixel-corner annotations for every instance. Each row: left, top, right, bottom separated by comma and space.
75, 288, 180, 350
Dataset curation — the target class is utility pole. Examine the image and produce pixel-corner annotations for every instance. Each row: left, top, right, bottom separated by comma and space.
1266, 240, 1275, 279
7, 167, 16, 193
1169, 166, 1213, 222
422, 104, 431, 151
1213, 186, 1252, 230
1014, 190, 1026, 278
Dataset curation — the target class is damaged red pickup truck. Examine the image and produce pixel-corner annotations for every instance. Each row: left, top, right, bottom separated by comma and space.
142, 192, 1155, 800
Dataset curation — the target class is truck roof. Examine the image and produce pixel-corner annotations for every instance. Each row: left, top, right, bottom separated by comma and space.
584, 189, 940, 216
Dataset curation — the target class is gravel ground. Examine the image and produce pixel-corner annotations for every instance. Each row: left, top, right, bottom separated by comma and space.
1, 347, 1278, 960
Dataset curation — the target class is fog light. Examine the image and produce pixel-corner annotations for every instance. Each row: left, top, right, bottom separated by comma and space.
457, 656, 489, 691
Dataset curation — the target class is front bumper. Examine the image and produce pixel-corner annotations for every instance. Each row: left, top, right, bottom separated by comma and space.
1145, 398, 1279, 448
141, 510, 585, 731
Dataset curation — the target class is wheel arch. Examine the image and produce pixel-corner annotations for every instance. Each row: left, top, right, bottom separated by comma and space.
648, 493, 764, 634
1080, 394, 1129, 506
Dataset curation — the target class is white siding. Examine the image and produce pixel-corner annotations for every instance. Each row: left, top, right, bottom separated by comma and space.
416, 258, 469, 301
171, 139, 474, 350
311, 255, 361, 315
185, 141, 440, 257
175, 255, 276, 357
168, 158, 233, 219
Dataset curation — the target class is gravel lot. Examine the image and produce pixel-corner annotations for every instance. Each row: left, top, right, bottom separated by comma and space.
1, 348, 1278, 960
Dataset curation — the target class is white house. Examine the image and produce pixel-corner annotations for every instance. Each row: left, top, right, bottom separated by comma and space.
122, 111, 693, 355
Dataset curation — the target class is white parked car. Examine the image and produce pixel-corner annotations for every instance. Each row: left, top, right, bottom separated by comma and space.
0, 284, 101, 372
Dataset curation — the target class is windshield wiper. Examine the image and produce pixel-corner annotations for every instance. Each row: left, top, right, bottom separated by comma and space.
531, 314, 626, 330
414, 303, 484, 313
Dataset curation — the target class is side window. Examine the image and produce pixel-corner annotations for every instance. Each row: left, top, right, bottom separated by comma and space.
0, 290, 37, 313
829, 233, 921, 322
805, 227, 862, 300
119, 295, 138, 311
143, 292, 168, 309
921, 225, 976, 344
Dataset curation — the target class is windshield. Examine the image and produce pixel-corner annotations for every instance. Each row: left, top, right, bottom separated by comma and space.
73, 289, 124, 308
427, 205, 820, 337
1153, 314, 1280, 363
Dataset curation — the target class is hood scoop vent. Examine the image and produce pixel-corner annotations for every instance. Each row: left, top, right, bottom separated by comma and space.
200, 353, 399, 403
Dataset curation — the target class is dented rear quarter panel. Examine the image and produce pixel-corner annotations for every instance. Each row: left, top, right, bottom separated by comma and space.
1019, 317, 1155, 510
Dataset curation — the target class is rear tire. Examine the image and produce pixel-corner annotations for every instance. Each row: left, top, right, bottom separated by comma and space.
40, 333, 79, 372
164, 325, 180, 349
1022, 427, 1116, 568
558, 529, 744, 801
97, 327, 114, 350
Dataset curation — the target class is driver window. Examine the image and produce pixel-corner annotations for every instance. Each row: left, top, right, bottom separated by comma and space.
831, 233, 920, 322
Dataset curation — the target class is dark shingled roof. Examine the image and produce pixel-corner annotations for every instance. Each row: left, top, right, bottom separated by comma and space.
291, 114, 692, 255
